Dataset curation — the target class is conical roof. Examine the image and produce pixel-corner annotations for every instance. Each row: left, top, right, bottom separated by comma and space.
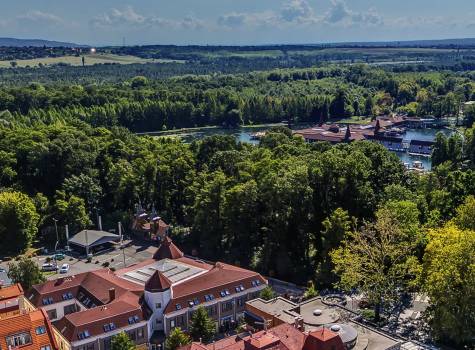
145, 270, 172, 292
153, 236, 184, 260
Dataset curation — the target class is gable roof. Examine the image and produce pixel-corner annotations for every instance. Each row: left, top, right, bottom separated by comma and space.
152, 237, 184, 260
54, 299, 144, 341
68, 230, 120, 248
180, 323, 343, 350
0, 309, 58, 350
0, 283, 23, 301
164, 262, 266, 314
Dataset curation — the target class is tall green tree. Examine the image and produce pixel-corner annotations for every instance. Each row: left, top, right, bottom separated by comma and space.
111, 332, 135, 350
420, 225, 475, 347
453, 195, 475, 230
259, 286, 276, 301
7, 257, 45, 290
331, 205, 420, 321
165, 327, 191, 350
189, 306, 216, 343
316, 208, 352, 286
0, 191, 39, 254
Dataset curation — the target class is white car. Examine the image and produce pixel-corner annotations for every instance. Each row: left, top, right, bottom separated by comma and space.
59, 264, 70, 274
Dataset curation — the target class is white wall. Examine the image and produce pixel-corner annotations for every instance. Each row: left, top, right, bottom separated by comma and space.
144, 288, 172, 336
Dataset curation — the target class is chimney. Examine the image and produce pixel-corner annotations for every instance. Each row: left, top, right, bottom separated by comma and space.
98, 216, 103, 231
109, 288, 116, 302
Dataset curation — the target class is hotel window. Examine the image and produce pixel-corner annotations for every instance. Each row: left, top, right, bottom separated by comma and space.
237, 296, 246, 308
86, 343, 95, 350
6, 332, 32, 347
64, 303, 78, 315
170, 319, 176, 328
156, 302, 161, 309
221, 301, 233, 312
137, 328, 144, 339
46, 309, 57, 320
36, 325, 47, 335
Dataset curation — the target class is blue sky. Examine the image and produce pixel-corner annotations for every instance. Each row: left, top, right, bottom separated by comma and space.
1, 0, 474, 45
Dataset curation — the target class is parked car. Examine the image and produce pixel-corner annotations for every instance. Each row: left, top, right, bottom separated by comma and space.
42, 263, 58, 272
54, 253, 65, 261
59, 264, 70, 274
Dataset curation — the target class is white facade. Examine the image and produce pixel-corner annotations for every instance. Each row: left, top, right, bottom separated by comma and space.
144, 288, 172, 337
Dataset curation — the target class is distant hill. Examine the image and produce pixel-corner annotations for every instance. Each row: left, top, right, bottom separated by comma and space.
0, 37, 87, 48
323, 38, 475, 48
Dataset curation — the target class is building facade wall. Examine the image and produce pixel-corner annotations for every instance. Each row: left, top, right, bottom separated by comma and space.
163, 286, 265, 336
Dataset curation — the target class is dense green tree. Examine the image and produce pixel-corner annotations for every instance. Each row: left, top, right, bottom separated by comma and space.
7, 257, 45, 290
165, 328, 191, 350
453, 195, 475, 230
420, 225, 475, 347
259, 286, 276, 301
111, 331, 135, 350
0, 191, 39, 254
189, 306, 216, 343
331, 206, 420, 321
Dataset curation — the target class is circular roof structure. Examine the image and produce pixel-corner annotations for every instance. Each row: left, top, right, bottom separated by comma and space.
325, 323, 358, 345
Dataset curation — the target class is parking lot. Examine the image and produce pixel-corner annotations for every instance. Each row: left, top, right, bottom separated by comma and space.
0, 241, 157, 281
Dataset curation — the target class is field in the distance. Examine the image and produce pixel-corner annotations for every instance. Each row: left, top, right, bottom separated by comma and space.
0, 53, 182, 68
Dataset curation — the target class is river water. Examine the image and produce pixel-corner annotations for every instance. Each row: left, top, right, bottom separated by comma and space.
151, 124, 453, 171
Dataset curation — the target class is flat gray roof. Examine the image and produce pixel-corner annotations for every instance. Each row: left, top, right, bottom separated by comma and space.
68, 230, 120, 248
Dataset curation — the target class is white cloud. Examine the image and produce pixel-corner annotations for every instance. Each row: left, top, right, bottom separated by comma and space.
90, 6, 205, 30
16, 10, 64, 25
280, 0, 317, 23
218, 11, 277, 28
324, 0, 383, 26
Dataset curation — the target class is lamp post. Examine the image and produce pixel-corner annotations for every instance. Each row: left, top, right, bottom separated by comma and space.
53, 218, 59, 274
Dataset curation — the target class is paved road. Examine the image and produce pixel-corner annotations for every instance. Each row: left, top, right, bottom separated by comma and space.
0, 242, 156, 282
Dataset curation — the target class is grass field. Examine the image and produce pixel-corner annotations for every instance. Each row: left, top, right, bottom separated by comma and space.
0, 53, 182, 68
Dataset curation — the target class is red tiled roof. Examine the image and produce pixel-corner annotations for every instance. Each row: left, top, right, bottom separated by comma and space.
0, 309, 58, 350
152, 237, 184, 260
145, 270, 172, 292
28, 269, 142, 308
302, 329, 345, 350
164, 262, 266, 314
0, 283, 23, 301
181, 324, 343, 350
54, 299, 144, 341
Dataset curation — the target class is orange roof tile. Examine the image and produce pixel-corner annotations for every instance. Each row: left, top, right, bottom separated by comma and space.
0, 309, 58, 350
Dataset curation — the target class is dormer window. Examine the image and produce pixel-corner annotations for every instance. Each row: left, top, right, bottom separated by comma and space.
35, 326, 47, 335
103, 323, 116, 332
42, 297, 54, 305
128, 315, 140, 324
62, 292, 73, 300
176, 303, 182, 310
77, 330, 90, 340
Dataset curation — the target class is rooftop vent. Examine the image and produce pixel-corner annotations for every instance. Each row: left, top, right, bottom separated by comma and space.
330, 324, 341, 332
313, 309, 322, 316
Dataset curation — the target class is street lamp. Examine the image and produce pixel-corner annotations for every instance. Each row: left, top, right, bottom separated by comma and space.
53, 218, 59, 274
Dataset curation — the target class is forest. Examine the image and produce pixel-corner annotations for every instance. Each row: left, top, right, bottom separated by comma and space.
0, 54, 474, 346
1, 65, 475, 132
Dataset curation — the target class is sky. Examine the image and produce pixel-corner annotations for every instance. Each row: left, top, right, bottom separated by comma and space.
1, 0, 475, 46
